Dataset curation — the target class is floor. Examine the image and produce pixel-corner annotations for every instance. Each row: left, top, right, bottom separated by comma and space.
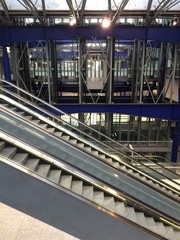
0, 202, 79, 240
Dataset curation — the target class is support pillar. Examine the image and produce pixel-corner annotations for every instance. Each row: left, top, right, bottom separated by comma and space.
106, 36, 115, 138
78, 37, 86, 104
2, 45, 11, 81
17, 42, 31, 91
78, 37, 86, 125
49, 40, 58, 103
171, 122, 180, 163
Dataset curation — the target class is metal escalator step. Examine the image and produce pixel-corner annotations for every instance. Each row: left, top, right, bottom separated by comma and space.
32, 119, 41, 125
36, 164, 51, 177
134, 172, 140, 178
82, 186, 94, 200
9, 107, 17, 111
71, 181, 83, 195
102, 197, 116, 211
112, 162, 120, 168
174, 230, 180, 239
62, 135, 70, 141
145, 217, 156, 227
24, 115, 33, 120
127, 169, 133, 174
40, 123, 48, 129
0, 141, 5, 151
91, 150, 99, 155
150, 223, 166, 236
76, 143, 84, 148
69, 139, 77, 145
135, 212, 147, 227
126, 207, 137, 221
11, 153, 29, 164
0, 147, 17, 158
84, 146, 91, 152
25, 158, 39, 171
54, 131, 63, 137
98, 154, 106, 159
114, 202, 127, 217
105, 158, 113, 163
48, 169, 61, 183
163, 227, 177, 240
120, 165, 127, 170
93, 191, 104, 205
47, 127, 55, 133
59, 175, 72, 189
16, 111, 25, 116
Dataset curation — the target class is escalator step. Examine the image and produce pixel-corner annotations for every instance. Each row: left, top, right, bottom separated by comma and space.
115, 202, 127, 217
36, 164, 51, 177
62, 135, 70, 141
32, 119, 41, 125
0, 141, 5, 151
145, 217, 156, 226
47, 127, 55, 133
135, 212, 147, 227
93, 191, 104, 205
82, 186, 94, 201
24, 115, 33, 120
16, 111, 25, 116
164, 227, 177, 240
76, 143, 84, 148
126, 207, 137, 222
98, 154, 106, 159
69, 139, 77, 145
0, 147, 17, 158
59, 175, 72, 189
40, 123, 48, 129
11, 152, 29, 165
91, 150, 99, 155
71, 181, 83, 195
102, 196, 116, 211
25, 158, 39, 171
48, 169, 61, 183
54, 131, 63, 137
84, 146, 91, 152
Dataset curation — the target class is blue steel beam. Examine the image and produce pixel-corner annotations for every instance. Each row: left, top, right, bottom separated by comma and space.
0, 25, 180, 45
42, 103, 180, 121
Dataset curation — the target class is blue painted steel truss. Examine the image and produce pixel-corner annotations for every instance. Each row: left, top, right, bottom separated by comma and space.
0, 25, 180, 45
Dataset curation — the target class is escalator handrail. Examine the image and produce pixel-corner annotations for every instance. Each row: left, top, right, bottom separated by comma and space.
0, 128, 179, 229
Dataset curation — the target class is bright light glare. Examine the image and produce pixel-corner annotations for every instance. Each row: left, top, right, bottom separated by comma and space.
101, 18, 111, 28
69, 16, 76, 26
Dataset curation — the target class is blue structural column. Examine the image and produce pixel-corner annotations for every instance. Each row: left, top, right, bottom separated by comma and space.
171, 122, 180, 163
171, 78, 180, 163
2, 45, 11, 81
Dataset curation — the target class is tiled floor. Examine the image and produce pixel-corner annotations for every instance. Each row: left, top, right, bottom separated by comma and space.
0, 202, 79, 240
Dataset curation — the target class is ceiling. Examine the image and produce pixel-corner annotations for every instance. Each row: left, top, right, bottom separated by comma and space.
0, 0, 180, 25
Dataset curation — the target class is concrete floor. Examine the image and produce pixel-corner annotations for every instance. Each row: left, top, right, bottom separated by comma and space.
0, 202, 79, 240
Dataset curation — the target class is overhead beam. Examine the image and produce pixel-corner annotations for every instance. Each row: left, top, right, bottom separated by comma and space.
41, 103, 180, 121
146, 0, 153, 21
111, 0, 129, 24
0, 0, 11, 23
148, 0, 180, 23
18, 0, 42, 23
41, 0, 46, 23
0, 25, 180, 44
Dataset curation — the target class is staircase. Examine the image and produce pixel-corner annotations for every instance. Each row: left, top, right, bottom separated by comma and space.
0, 129, 180, 240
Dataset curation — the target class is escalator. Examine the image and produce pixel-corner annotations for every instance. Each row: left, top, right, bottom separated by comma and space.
0, 80, 180, 203
0, 129, 180, 240
0, 79, 180, 239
